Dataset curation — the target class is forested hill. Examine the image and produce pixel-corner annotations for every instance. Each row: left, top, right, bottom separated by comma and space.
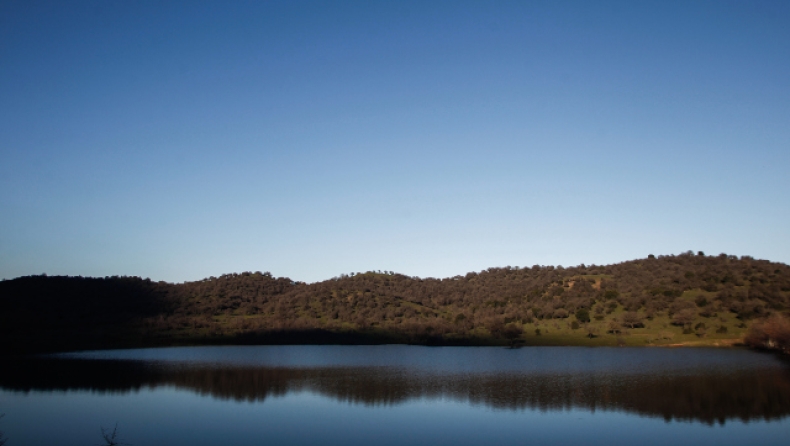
2, 252, 790, 354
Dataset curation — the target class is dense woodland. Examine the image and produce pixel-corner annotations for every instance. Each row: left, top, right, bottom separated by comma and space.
2, 252, 790, 354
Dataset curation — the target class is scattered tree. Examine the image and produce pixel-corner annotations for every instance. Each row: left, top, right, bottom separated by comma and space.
502, 323, 523, 347
621, 312, 644, 329
672, 308, 697, 330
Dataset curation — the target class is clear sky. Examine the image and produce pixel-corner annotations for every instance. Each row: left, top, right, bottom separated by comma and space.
1, 0, 788, 283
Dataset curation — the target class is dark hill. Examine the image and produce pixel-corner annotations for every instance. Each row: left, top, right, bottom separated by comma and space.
2, 252, 789, 354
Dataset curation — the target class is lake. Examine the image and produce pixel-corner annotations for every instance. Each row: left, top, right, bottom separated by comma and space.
1, 346, 789, 445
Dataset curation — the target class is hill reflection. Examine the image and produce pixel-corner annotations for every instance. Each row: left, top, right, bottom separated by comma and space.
2, 357, 790, 425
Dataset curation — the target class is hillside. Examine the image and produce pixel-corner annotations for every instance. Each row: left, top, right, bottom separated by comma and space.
2, 252, 790, 354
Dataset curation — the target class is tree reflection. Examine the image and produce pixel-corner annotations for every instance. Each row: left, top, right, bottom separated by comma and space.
2, 357, 790, 425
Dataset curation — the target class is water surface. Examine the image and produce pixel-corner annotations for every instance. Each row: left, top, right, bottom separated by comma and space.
1, 346, 789, 445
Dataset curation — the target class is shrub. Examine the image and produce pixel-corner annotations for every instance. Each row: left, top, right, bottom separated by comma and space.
744, 314, 790, 353
553, 308, 569, 319
575, 308, 590, 323
594, 305, 605, 320
485, 318, 505, 337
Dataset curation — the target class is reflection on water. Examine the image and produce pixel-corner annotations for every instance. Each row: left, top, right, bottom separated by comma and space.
2, 346, 790, 425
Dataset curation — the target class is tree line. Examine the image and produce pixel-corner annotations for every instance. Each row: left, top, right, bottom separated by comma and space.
1, 251, 789, 353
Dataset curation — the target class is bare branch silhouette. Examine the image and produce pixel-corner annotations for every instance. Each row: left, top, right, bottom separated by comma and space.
0, 413, 7, 446
99, 423, 130, 446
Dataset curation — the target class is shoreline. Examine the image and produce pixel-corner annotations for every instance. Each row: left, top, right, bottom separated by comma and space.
1, 333, 753, 358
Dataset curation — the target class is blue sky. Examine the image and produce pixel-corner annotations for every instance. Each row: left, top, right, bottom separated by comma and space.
1, 0, 789, 283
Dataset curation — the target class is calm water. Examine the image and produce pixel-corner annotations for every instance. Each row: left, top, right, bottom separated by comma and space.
1, 346, 790, 445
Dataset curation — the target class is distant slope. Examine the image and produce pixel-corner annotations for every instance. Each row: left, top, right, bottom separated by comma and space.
2, 252, 789, 354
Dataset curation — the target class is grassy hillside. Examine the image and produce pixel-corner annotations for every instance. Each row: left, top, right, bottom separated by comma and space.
2, 252, 789, 354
